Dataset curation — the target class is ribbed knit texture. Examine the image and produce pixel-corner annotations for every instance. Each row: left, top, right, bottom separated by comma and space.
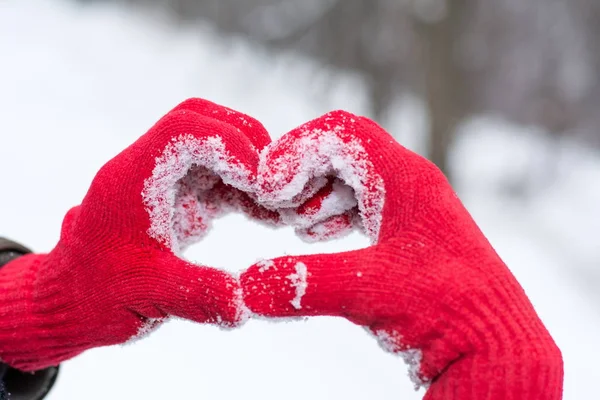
0, 98, 276, 372
241, 111, 564, 399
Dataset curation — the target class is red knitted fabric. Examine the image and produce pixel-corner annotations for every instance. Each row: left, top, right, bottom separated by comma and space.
241, 111, 564, 399
0, 101, 563, 398
0, 98, 278, 372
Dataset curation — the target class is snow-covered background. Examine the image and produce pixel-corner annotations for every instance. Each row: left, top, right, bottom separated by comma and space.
1, 0, 598, 399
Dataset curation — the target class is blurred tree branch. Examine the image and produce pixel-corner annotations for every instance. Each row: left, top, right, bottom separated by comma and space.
413, 0, 470, 177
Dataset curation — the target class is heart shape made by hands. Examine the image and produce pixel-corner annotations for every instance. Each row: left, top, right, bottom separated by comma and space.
142, 118, 377, 256
136, 99, 563, 400
136, 98, 459, 393
137, 98, 400, 362
140, 101, 383, 315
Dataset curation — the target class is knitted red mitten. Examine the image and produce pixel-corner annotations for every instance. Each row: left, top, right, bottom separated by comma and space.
0, 98, 272, 371
241, 111, 563, 399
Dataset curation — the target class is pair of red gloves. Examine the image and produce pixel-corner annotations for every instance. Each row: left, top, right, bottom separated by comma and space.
0, 99, 563, 399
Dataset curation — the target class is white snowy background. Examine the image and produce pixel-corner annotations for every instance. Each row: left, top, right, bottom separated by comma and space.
1, 0, 599, 399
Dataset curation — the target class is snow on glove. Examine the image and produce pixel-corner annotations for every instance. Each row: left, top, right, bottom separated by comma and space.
0, 98, 274, 372
241, 111, 563, 400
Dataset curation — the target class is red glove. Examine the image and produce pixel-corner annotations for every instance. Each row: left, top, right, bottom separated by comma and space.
241, 111, 564, 399
0, 98, 274, 371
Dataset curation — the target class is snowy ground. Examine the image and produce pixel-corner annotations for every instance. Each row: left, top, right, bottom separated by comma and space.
1, 0, 598, 399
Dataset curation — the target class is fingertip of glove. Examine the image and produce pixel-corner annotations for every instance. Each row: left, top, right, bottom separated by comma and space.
240, 259, 303, 317
171, 97, 271, 150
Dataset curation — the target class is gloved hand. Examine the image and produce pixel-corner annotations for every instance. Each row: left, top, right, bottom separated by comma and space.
0, 98, 274, 372
241, 111, 564, 400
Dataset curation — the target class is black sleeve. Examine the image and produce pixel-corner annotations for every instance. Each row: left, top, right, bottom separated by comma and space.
0, 238, 60, 400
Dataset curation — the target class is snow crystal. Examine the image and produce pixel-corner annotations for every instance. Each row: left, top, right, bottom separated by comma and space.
231, 285, 251, 328
256, 259, 275, 272
257, 123, 385, 243
296, 211, 357, 243
279, 179, 357, 229
287, 262, 308, 309
170, 165, 222, 249
142, 134, 254, 254
371, 328, 428, 390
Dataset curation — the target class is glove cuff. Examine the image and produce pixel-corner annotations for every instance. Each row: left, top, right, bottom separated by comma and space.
0, 238, 60, 400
